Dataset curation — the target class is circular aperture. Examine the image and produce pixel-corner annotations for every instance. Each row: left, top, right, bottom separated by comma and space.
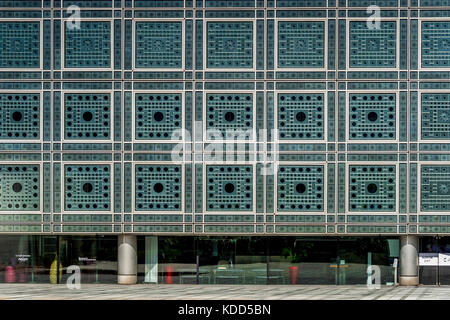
153, 183, 164, 193
154, 112, 164, 122
83, 183, 93, 193
367, 183, 378, 194
224, 183, 235, 193
12, 111, 22, 122
296, 112, 306, 122
367, 112, 378, 122
83, 112, 93, 122
12, 182, 22, 193
296, 183, 306, 194
224, 112, 235, 122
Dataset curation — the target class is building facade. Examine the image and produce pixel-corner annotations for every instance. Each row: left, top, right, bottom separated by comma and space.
0, 0, 449, 286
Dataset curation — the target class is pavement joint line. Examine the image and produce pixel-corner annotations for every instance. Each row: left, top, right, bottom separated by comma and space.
2, 285, 450, 300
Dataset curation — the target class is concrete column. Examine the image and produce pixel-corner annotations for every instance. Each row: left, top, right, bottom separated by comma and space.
399, 235, 419, 286
118, 235, 137, 285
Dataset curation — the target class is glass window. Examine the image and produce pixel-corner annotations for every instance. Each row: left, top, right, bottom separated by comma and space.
269, 237, 337, 285
138, 236, 196, 284
197, 237, 267, 285
59, 235, 117, 284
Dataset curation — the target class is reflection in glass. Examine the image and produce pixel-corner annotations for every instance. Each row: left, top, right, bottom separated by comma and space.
58, 235, 117, 284
0, 235, 57, 283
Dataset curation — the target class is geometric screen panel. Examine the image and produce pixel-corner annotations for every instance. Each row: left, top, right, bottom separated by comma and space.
421, 165, 450, 211
421, 93, 450, 140
135, 22, 182, 68
135, 93, 182, 140
422, 21, 450, 68
207, 22, 253, 68
278, 21, 324, 68
349, 93, 396, 140
278, 93, 324, 140
277, 165, 324, 212
206, 165, 253, 211
0, 22, 40, 68
349, 21, 396, 68
0, 165, 40, 211
64, 165, 111, 211
0, 94, 40, 139
64, 93, 111, 140
206, 93, 253, 140
135, 165, 181, 211
349, 165, 396, 212
64, 21, 111, 68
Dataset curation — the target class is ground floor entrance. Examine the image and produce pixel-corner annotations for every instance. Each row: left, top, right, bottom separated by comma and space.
419, 236, 450, 285
0, 235, 401, 285
138, 236, 399, 285
0, 235, 117, 284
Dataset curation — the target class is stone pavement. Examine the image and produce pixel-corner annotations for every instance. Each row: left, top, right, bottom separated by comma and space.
0, 284, 449, 300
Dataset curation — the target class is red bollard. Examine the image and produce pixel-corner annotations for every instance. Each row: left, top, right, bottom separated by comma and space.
165, 266, 173, 284
5, 266, 16, 283
288, 266, 298, 284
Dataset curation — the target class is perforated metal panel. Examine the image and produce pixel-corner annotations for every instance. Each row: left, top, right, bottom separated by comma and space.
64, 93, 111, 140
64, 21, 111, 68
422, 21, 450, 68
349, 93, 396, 140
277, 165, 324, 212
349, 165, 396, 212
135, 165, 181, 211
0, 22, 40, 68
0, 93, 40, 139
0, 1, 447, 236
135, 22, 182, 68
64, 164, 111, 211
207, 22, 253, 68
421, 93, 450, 139
349, 21, 396, 68
421, 165, 450, 211
206, 165, 253, 211
278, 93, 324, 140
278, 21, 324, 68
206, 93, 253, 139
135, 93, 182, 140
0, 164, 39, 211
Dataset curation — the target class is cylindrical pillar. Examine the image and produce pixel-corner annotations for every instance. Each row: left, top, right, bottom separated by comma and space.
118, 235, 137, 285
399, 235, 419, 286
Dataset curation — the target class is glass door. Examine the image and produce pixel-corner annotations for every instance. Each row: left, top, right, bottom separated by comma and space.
0, 235, 56, 283
438, 237, 450, 285
59, 235, 117, 284
157, 236, 196, 284
198, 237, 238, 284
268, 237, 337, 285
337, 237, 396, 285
419, 236, 439, 285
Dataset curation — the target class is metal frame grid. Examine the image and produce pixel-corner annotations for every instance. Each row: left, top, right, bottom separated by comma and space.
274, 17, 328, 72
0, 0, 448, 236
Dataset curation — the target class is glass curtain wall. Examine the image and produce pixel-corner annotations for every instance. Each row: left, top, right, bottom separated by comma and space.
0, 235, 57, 283
197, 237, 267, 284
58, 235, 117, 284
268, 237, 337, 285
419, 236, 450, 285
337, 237, 397, 285
138, 236, 196, 284
138, 236, 399, 285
